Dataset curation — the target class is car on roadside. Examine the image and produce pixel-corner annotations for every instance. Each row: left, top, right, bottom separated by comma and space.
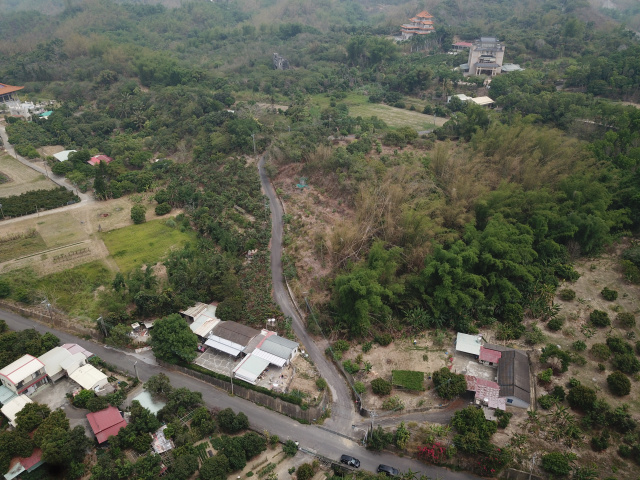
340, 454, 360, 468
377, 464, 399, 477
196, 344, 207, 353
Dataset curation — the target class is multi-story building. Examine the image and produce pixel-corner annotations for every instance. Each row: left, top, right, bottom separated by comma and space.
464, 37, 505, 76
400, 11, 435, 40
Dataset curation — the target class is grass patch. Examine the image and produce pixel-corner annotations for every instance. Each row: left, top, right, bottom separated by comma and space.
310, 93, 437, 131
0, 230, 47, 262
0, 260, 111, 318
391, 370, 425, 391
101, 218, 196, 273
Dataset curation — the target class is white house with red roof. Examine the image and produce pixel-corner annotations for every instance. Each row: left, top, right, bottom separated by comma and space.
0, 355, 48, 396
86, 406, 127, 444
87, 155, 114, 166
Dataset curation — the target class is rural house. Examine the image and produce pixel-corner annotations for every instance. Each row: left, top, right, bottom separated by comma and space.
0, 355, 48, 399
497, 349, 531, 408
86, 406, 127, 444
181, 302, 221, 339
205, 321, 260, 357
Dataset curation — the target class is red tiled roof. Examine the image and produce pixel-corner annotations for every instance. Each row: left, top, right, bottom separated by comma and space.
454, 42, 473, 47
415, 10, 433, 18
20, 448, 43, 470
87, 406, 127, 444
465, 375, 477, 391
88, 155, 113, 166
479, 346, 502, 364
0, 83, 24, 96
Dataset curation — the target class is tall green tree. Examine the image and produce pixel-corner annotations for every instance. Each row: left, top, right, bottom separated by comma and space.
150, 313, 198, 364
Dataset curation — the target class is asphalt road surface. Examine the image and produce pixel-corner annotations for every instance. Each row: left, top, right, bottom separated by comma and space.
0, 309, 479, 479
258, 157, 356, 435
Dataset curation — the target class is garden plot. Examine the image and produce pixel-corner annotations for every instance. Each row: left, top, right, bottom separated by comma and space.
0, 153, 57, 197
339, 336, 455, 411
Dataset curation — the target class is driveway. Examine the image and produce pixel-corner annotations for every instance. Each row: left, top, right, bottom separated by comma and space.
0, 307, 481, 480
258, 157, 356, 435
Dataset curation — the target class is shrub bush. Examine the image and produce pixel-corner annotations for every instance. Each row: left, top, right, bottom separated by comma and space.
315, 378, 327, 391
374, 333, 393, 346
131, 204, 147, 224
332, 340, 350, 353
591, 343, 611, 361
551, 386, 566, 401
567, 385, 597, 410
537, 368, 553, 383
618, 444, 632, 458
607, 371, 631, 396
606, 337, 633, 355
558, 288, 576, 301
591, 431, 610, 451
547, 317, 564, 331
572, 340, 587, 352
612, 353, 640, 374
371, 378, 392, 396
538, 395, 555, 410
590, 310, 610, 327
525, 325, 546, 345
617, 312, 636, 329
601, 287, 618, 301
362, 341, 372, 353
155, 203, 171, 216
541, 452, 571, 476
431, 367, 466, 400
342, 359, 360, 375
495, 409, 512, 429
354, 381, 366, 394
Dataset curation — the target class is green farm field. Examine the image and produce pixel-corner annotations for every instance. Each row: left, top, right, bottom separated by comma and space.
101, 218, 196, 273
310, 93, 445, 131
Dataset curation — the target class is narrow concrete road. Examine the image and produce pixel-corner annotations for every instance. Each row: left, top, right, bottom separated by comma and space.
0, 123, 93, 204
258, 157, 356, 435
0, 308, 480, 480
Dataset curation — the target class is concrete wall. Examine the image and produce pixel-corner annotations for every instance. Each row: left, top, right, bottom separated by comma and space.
158, 360, 328, 423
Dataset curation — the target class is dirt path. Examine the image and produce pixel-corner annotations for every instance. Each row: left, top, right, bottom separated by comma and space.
258, 156, 356, 435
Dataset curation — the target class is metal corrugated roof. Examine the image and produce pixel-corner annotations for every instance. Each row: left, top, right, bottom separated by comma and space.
253, 348, 287, 367
259, 340, 293, 360
264, 335, 298, 350
38, 347, 73, 377
233, 354, 269, 384
69, 365, 108, 390
211, 321, 259, 347
455, 333, 482, 356
0, 355, 45, 384
0, 385, 16, 405
497, 350, 530, 404
1, 395, 33, 426
205, 337, 243, 357
181, 302, 208, 319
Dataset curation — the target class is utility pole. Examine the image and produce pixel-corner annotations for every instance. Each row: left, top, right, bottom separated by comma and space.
0, 203, 4, 219
251, 133, 256, 155
133, 361, 139, 381
229, 364, 234, 395
97, 316, 108, 338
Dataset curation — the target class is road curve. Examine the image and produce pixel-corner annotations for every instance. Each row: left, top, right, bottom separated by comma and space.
0, 308, 481, 480
258, 157, 356, 435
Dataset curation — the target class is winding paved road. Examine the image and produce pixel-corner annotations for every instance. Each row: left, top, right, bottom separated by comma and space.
0, 308, 479, 480
258, 157, 356, 435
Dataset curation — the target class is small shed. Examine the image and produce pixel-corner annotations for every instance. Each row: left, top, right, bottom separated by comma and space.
61, 343, 94, 359
455, 333, 482, 357
86, 406, 127, 444
1, 395, 33, 427
257, 335, 299, 365
60, 352, 87, 375
69, 364, 109, 391
233, 354, 269, 385
52, 150, 77, 162
181, 303, 220, 339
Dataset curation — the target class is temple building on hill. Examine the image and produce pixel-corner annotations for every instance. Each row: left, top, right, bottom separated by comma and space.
0, 83, 24, 103
461, 37, 505, 76
400, 11, 435, 40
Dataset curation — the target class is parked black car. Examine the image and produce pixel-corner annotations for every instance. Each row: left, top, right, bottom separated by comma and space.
377, 464, 399, 477
340, 455, 360, 468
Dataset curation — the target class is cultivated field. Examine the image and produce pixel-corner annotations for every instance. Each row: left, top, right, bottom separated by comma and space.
101, 218, 196, 273
0, 153, 58, 197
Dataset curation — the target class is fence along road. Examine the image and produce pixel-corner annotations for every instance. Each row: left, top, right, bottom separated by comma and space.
258, 156, 357, 435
